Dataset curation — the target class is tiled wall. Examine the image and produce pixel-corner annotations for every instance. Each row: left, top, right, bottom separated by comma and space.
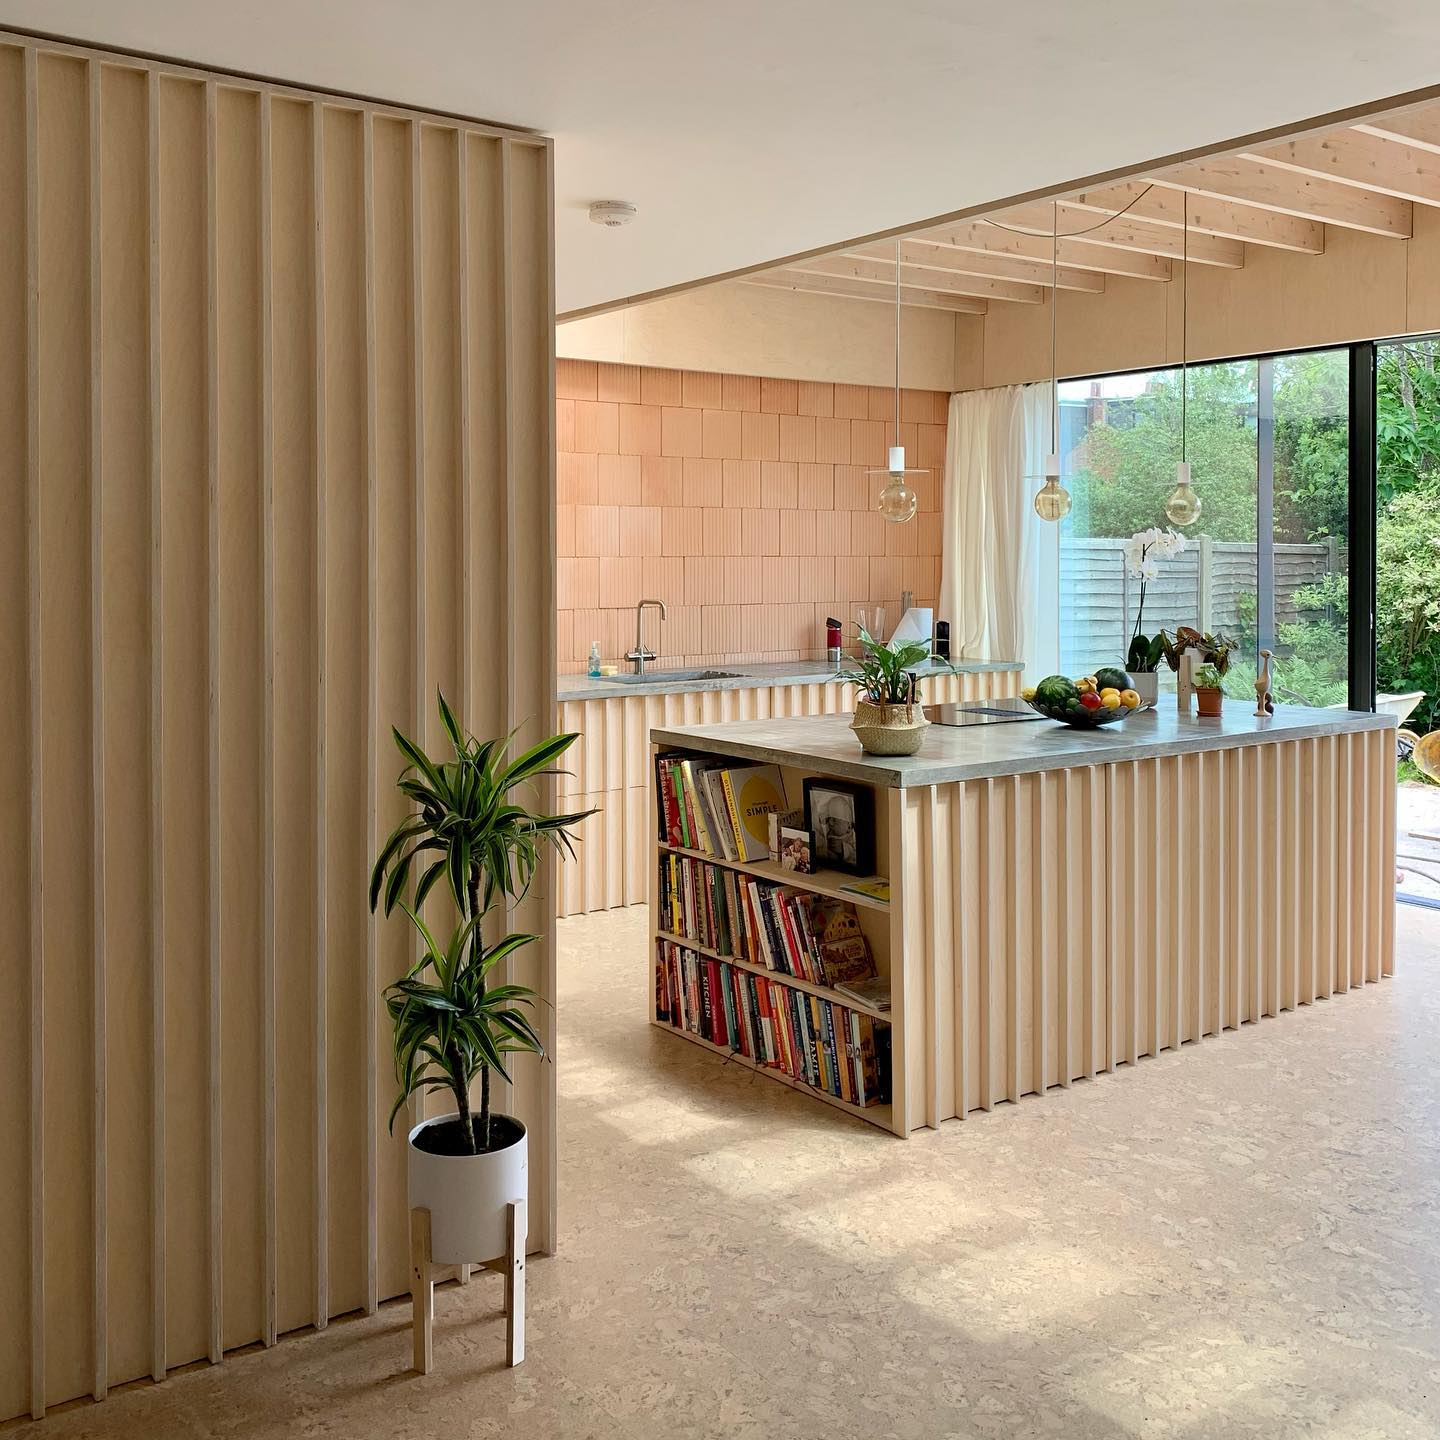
557, 359, 949, 672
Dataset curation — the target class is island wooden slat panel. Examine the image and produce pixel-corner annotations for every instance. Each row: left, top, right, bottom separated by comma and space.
902, 726, 1395, 1126
0, 31, 554, 1424
557, 668, 1022, 915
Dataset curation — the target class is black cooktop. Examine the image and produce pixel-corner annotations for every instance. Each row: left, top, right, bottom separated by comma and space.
925, 698, 1045, 728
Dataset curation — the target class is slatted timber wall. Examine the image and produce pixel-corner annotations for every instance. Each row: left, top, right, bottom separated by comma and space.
0, 31, 556, 1423
898, 728, 1395, 1127
556, 669, 1023, 916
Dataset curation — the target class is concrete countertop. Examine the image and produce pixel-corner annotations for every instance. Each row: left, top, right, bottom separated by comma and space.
651, 701, 1395, 789
558, 657, 1021, 702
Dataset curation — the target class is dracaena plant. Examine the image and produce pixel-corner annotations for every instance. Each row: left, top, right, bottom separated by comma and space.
370, 692, 593, 1154
838, 627, 952, 705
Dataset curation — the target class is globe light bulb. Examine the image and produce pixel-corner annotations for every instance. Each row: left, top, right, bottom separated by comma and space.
875, 445, 919, 523
877, 473, 919, 524
1164, 460, 1203, 527
1032, 454, 1071, 522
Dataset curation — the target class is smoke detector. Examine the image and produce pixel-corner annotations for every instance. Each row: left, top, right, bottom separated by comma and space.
589, 200, 637, 228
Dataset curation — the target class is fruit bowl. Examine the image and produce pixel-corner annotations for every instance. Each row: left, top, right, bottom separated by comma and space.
1024, 697, 1128, 729
1023, 670, 1141, 729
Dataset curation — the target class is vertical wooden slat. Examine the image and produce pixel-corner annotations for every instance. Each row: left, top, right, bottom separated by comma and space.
87, 55, 108, 1406
147, 65, 169, 1386
311, 98, 329, 1334
1105, 763, 1119, 1073
361, 107, 378, 1320
1083, 766, 1100, 1078
1128, 760, 1140, 1066
887, 788, 912, 1134
203, 75, 222, 1370
1168, 758, 1182, 1049
498, 139, 519, 1117
980, 779, 996, 1110
457, 133, 472, 722
24, 42, 44, 1424
921, 792, 941, 1128
1194, 751, 1209, 1038
1148, 760, 1163, 1055
1035, 772, 1052, 1095
258, 89, 278, 1351
1272, 743, 1284, 1013
1005, 775, 1022, 1103
1336, 734, 1352, 994
1287, 741, 1301, 1009
1381, 728, 1396, 976
952, 787, 969, 1118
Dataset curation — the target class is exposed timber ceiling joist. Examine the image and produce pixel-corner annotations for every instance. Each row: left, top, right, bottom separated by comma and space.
739, 94, 1440, 317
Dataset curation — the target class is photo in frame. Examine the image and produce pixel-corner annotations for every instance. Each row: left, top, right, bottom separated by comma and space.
802, 778, 875, 876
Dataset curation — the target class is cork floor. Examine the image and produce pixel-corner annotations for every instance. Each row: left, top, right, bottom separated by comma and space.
18, 903, 1440, 1440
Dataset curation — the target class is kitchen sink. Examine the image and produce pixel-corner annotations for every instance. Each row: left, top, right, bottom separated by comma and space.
606, 668, 747, 683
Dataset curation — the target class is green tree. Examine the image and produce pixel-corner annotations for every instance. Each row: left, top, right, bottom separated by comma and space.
1067, 362, 1258, 540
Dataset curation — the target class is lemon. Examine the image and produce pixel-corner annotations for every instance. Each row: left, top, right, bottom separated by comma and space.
1099, 686, 1120, 700
1101, 692, 1122, 710
1022, 686, 1036, 702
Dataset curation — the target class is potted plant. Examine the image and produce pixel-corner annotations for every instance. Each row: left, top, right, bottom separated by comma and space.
370, 693, 592, 1272
839, 627, 952, 756
1192, 663, 1225, 717
1162, 628, 1237, 715
1124, 528, 1187, 706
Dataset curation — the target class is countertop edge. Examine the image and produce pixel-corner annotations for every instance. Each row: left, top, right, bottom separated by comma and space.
650, 706, 1396, 789
558, 659, 1022, 702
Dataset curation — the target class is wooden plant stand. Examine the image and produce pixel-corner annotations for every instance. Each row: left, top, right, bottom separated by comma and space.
409, 1202, 526, 1374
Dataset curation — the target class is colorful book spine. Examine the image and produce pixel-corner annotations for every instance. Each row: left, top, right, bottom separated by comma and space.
653, 940, 890, 1107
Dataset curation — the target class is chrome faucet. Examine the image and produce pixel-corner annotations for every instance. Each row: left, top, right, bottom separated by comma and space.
626, 598, 667, 675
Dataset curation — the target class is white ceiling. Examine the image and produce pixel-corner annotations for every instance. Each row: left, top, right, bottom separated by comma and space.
9, 1, 1440, 315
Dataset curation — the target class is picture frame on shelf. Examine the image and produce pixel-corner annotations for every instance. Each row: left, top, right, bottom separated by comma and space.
802, 778, 875, 876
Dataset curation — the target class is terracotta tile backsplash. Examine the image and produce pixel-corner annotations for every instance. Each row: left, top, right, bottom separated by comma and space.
557, 358, 948, 672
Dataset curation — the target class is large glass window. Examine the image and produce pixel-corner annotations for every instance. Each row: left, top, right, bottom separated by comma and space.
1053, 350, 1348, 708
1376, 337, 1440, 905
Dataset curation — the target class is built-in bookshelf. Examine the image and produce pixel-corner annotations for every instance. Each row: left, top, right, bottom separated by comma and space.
649, 744, 902, 1135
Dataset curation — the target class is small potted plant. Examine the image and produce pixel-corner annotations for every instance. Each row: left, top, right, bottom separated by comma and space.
370, 694, 592, 1280
1124, 527, 1187, 706
1157, 633, 1238, 717
1192, 663, 1225, 717
839, 627, 953, 756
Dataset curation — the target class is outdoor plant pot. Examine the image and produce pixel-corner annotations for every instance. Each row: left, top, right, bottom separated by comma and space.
1130, 672, 1159, 708
1194, 685, 1224, 718
852, 698, 929, 756
408, 1111, 528, 1265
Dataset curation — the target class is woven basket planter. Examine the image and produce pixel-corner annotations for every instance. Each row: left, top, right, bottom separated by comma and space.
851, 698, 929, 756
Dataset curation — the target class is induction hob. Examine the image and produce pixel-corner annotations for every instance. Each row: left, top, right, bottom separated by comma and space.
925, 698, 1045, 728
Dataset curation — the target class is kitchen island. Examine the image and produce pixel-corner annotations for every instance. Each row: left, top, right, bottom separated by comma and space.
648, 702, 1396, 1134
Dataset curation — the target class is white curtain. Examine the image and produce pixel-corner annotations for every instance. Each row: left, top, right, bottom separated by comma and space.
939, 381, 1056, 678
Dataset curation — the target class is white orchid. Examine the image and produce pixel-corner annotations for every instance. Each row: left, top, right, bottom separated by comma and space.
1125, 526, 1188, 668
1125, 527, 1186, 576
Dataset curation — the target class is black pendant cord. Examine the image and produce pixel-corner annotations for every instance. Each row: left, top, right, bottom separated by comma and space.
1181, 191, 1188, 467
1051, 201, 1059, 457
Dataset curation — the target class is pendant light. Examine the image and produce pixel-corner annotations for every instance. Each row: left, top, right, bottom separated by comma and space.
1033, 201, 1071, 522
869, 238, 922, 523
1164, 191, 1203, 527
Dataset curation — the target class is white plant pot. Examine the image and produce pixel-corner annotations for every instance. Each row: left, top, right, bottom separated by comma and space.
1131, 672, 1159, 708
408, 1111, 527, 1265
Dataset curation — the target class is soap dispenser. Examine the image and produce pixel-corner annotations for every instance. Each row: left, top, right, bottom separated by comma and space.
587, 641, 602, 678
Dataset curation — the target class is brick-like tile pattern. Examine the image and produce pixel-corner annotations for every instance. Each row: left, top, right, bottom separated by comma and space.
557, 358, 948, 671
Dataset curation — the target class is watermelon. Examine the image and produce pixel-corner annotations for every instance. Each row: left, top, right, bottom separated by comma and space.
1034, 675, 1079, 710
1093, 665, 1133, 693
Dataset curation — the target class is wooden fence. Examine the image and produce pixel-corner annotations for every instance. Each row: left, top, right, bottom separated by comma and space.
1060, 537, 1340, 673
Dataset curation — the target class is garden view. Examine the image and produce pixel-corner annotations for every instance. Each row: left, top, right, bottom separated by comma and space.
1059, 341, 1440, 748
